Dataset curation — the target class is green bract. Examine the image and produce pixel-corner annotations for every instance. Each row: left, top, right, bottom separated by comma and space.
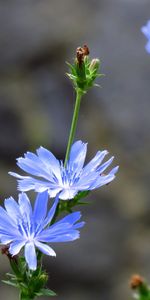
2, 256, 56, 299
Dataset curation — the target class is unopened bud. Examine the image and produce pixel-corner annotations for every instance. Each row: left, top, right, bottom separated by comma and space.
67, 45, 102, 92
39, 273, 48, 287
89, 58, 100, 72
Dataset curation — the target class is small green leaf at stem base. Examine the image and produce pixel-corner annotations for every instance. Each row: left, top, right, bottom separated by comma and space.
2, 280, 18, 288
35, 288, 56, 297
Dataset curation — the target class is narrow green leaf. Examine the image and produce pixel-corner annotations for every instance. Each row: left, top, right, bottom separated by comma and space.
6, 273, 16, 278
77, 201, 90, 205
2, 280, 18, 287
36, 288, 56, 297
19, 282, 28, 289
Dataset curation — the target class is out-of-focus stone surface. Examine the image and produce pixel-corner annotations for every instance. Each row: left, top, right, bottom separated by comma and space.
0, 0, 150, 299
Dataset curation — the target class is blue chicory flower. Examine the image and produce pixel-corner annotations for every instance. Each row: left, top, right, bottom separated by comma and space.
9, 140, 118, 200
0, 191, 84, 270
141, 20, 150, 53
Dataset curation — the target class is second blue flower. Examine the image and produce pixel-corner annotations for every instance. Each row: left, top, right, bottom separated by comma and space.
9, 140, 118, 200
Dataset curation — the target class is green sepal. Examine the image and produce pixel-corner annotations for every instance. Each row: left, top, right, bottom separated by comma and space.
6, 272, 17, 278
77, 201, 90, 206
9, 258, 21, 277
57, 190, 90, 215
35, 288, 56, 297
2, 279, 18, 288
73, 190, 90, 202
18, 257, 27, 274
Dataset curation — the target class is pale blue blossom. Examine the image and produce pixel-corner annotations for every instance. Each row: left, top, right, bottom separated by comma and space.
0, 191, 84, 270
9, 141, 118, 200
141, 20, 150, 53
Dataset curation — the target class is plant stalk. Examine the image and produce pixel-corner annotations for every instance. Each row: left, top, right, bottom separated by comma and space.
64, 89, 83, 166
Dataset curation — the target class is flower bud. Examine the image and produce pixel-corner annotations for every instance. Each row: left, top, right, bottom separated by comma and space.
130, 274, 150, 299
39, 273, 48, 286
130, 274, 144, 289
67, 46, 102, 93
89, 58, 100, 72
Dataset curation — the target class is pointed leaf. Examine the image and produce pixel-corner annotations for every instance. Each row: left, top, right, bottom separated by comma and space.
36, 288, 56, 296
6, 273, 16, 278
2, 280, 18, 287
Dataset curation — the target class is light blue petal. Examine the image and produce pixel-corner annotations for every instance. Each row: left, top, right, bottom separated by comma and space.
141, 26, 150, 39
0, 237, 13, 244
75, 172, 98, 189
141, 21, 150, 39
17, 153, 52, 180
25, 242, 37, 270
4, 197, 21, 222
46, 220, 85, 235
18, 193, 32, 220
38, 230, 80, 243
9, 172, 31, 180
42, 223, 72, 234
0, 206, 18, 230
47, 219, 85, 231
97, 156, 114, 174
146, 41, 150, 53
55, 212, 82, 226
0, 234, 21, 244
18, 180, 59, 192
68, 141, 87, 174
9, 240, 26, 256
41, 194, 59, 228
9, 173, 59, 193
72, 221, 85, 229
33, 191, 49, 227
37, 222, 74, 240
36, 147, 62, 183
17, 177, 51, 193
18, 193, 33, 236
34, 240, 56, 256
90, 174, 116, 189
38, 211, 84, 242
82, 150, 108, 175
109, 166, 119, 175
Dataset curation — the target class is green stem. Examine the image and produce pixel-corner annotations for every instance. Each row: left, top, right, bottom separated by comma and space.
64, 89, 83, 166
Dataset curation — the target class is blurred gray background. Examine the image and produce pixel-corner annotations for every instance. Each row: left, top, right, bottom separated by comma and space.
0, 0, 150, 299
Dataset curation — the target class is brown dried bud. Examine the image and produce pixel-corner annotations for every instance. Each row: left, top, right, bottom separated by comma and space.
76, 45, 90, 66
130, 274, 144, 289
82, 45, 90, 56
76, 47, 84, 66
